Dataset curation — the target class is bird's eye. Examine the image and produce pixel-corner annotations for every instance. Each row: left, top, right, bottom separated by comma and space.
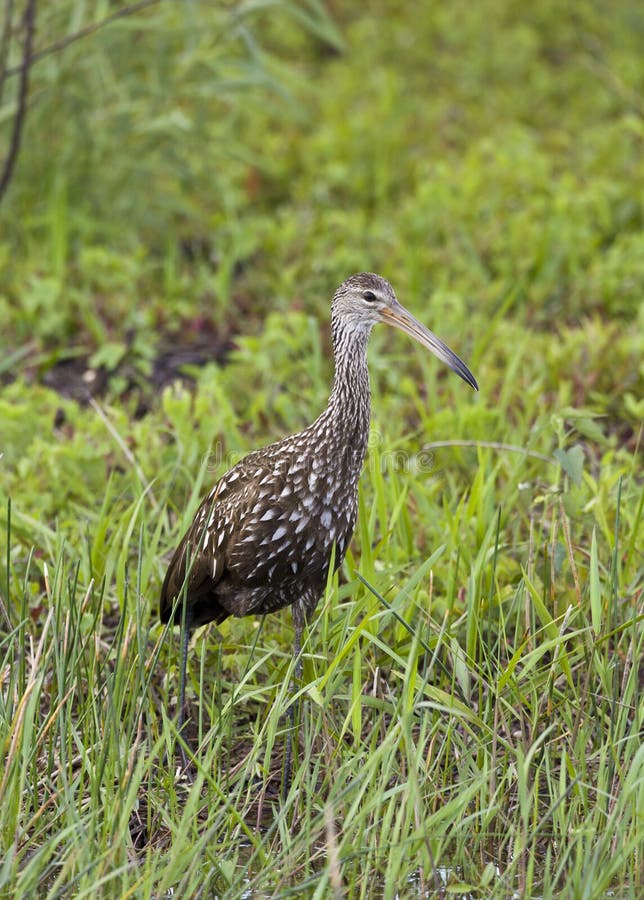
362, 290, 377, 302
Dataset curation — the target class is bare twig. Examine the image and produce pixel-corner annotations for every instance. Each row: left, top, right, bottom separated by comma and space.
0, 0, 36, 205
0, 0, 15, 107
89, 396, 159, 511
3, 0, 161, 79
422, 439, 554, 464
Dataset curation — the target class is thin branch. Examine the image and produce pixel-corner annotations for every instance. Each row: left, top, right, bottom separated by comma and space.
0, 0, 36, 206
3, 0, 161, 79
422, 439, 554, 464
88, 396, 159, 511
0, 0, 15, 107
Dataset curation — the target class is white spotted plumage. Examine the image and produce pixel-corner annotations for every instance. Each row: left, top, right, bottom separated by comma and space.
160, 272, 477, 634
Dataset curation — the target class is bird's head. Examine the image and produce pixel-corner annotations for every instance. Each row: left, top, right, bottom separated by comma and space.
331, 272, 478, 390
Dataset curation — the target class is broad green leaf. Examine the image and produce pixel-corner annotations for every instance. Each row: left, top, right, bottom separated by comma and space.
554, 446, 584, 486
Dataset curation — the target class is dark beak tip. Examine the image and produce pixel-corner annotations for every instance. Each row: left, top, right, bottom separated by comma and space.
454, 364, 478, 392
381, 303, 478, 392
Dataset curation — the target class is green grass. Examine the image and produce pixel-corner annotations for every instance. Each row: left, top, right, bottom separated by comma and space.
1, 0, 643, 897
1, 433, 641, 897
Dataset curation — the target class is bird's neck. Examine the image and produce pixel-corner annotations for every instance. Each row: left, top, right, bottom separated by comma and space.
321, 325, 372, 467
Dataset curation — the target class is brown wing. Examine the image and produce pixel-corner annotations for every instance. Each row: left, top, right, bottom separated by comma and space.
160, 433, 354, 627
159, 457, 264, 627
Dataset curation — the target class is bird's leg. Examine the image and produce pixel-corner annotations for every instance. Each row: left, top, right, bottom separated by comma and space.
293, 601, 304, 684
282, 600, 304, 801
176, 606, 193, 773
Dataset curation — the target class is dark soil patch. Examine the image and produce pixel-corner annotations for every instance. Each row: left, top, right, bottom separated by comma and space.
17, 320, 236, 415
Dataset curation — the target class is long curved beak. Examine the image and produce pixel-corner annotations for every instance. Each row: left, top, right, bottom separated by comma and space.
379, 301, 478, 391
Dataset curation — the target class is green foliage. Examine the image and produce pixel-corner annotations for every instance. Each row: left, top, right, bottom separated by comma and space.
0, 0, 642, 896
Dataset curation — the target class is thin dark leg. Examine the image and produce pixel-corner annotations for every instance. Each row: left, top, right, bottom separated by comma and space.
282, 602, 303, 801
176, 606, 192, 772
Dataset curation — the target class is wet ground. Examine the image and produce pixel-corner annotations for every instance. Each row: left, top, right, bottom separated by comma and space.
39, 322, 233, 416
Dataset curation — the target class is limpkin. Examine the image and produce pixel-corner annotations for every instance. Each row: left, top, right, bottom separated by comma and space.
160, 273, 477, 784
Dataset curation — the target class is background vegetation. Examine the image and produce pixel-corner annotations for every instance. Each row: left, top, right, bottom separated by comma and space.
0, 0, 642, 897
